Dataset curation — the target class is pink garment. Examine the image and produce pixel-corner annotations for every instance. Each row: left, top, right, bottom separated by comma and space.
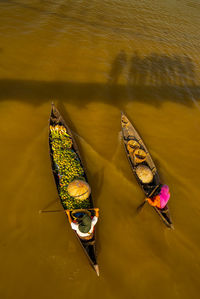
159, 185, 170, 209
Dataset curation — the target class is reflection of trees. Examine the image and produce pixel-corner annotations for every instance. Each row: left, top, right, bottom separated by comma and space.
128, 52, 196, 86
108, 50, 127, 84
129, 51, 144, 85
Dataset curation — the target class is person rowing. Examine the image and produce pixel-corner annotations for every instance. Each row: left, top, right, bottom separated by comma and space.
67, 209, 99, 238
146, 184, 170, 209
131, 149, 170, 210
64, 179, 99, 237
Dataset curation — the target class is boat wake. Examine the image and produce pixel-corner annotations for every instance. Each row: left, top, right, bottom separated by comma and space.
75, 132, 138, 194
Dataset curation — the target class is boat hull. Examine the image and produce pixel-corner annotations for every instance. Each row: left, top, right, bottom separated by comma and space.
121, 112, 173, 228
49, 104, 99, 272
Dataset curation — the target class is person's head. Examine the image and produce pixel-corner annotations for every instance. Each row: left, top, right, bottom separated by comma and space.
160, 184, 170, 194
78, 214, 92, 233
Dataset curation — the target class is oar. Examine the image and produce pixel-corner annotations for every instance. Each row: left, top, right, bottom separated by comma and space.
136, 200, 147, 213
39, 209, 63, 214
39, 207, 99, 214
136, 185, 160, 213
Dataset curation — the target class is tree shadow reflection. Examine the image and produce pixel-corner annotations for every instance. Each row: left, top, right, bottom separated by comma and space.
0, 51, 199, 108
128, 52, 197, 87
108, 50, 127, 84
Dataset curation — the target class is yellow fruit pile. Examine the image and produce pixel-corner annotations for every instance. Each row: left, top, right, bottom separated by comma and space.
50, 125, 91, 210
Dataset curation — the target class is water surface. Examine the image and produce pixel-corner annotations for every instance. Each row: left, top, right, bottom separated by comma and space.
0, 1, 200, 299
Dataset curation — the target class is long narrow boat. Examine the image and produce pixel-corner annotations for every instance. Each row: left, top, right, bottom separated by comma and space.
121, 112, 173, 228
49, 104, 99, 275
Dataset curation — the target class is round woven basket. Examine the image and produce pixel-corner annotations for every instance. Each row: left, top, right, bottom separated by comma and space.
132, 148, 147, 164
127, 140, 140, 153
135, 164, 153, 183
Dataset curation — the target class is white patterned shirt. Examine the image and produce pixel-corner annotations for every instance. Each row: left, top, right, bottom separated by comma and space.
71, 216, 98, 237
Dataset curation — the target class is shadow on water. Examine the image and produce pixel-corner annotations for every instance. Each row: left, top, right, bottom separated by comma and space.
128, 52, 196, 86
90, 168, 105, 206
108, 50, 127, 84
127, 51, 199, 107
0, 52, 199, 108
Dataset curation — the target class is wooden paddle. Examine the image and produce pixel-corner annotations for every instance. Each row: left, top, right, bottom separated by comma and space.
136, 184, 160, 213
39, 209, 63, 213
39, 208, 99, 214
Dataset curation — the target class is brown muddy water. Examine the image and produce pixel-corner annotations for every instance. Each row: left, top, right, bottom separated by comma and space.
0, 1, 200, 298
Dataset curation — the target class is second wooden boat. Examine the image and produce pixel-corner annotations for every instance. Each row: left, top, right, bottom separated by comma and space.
121, 112, 173, 229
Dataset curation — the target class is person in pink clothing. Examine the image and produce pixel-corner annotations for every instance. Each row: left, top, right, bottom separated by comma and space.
146, 185, 170, 209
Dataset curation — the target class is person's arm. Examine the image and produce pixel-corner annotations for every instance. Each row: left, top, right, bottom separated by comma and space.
71, 222, 78, 231
89, 216, 98, 233
66, 211, 79, 230
92, 216, 98, 226
93, 208, 99, 217
66, 210, 73, 223
146, 196, 160, 207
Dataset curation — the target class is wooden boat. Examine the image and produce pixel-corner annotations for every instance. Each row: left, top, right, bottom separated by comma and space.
121, 112, 173, 229
49, 104, 99, 275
